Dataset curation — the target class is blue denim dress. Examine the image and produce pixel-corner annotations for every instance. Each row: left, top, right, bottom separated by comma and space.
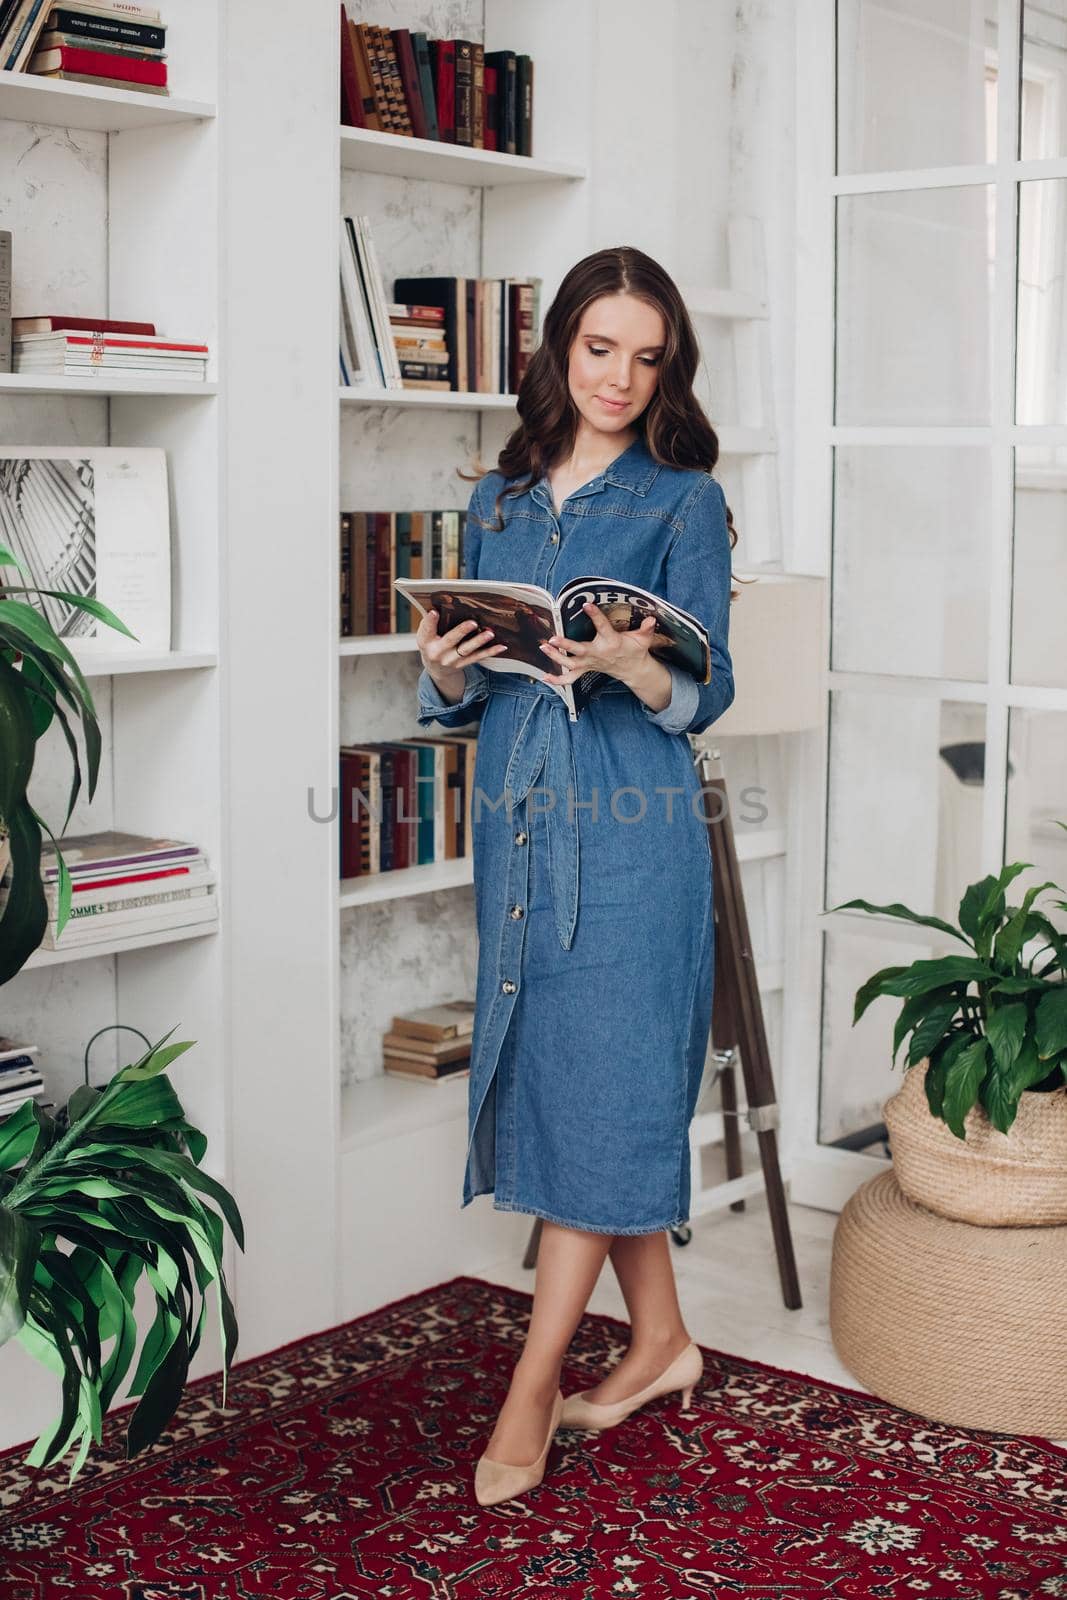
416, 432, 735, 1235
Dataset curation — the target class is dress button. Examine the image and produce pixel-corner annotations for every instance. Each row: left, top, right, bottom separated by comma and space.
509, 904, 525, 919
501, 979, 517, 994
514, 831, 528, 845
549, 532, 559, 543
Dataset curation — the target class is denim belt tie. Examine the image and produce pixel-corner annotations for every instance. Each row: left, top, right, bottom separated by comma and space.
501, 688, 580, 951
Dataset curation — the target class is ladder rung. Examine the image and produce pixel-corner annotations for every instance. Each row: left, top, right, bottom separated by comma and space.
688, 1168, 779, 1215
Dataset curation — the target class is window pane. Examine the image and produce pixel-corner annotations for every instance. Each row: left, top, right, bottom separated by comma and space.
836, 187, 993, 425
1016, 180, 1067, 425
826, 691, 985, 920
1020, 1, 1067, 161
832, 446, 991, 680
1012, 446, 1067, 687
837, 0, 997, 174
819, 926, 936, 1146
1006, 709, 1067, 936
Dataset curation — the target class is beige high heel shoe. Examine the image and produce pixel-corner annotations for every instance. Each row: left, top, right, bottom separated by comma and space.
474, 1389, 564, 1508
559, 1341, 703, 1432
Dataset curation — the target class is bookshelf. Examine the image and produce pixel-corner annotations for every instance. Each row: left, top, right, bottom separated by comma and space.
331, 0, 600, 1320
0, 5, 224, 1449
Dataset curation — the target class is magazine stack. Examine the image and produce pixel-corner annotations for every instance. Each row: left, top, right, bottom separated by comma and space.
39, 830, 218, 953
0, 1036, 45, 1119
12, 317, 208, 380
383, 1000, 474, 1084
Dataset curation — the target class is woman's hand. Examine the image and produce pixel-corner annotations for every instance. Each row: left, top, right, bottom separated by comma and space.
537, 602, 660, 687
416, 607, 508, 703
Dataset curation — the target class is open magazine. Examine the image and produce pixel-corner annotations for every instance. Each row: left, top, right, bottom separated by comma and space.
393, 574, 711, 722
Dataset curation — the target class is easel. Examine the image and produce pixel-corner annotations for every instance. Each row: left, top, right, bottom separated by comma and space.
522, 745, 802, 1312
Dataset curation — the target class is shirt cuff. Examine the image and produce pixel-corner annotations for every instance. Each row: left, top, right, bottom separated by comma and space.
416, 663, 489, 727
639, 662, 700, 734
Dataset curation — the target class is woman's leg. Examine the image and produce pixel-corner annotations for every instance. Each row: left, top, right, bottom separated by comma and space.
485, 1218, 613, 1464
580, 1232, 693, 1405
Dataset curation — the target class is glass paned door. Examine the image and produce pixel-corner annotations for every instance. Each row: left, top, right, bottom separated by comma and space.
815, 0, 1067, 1171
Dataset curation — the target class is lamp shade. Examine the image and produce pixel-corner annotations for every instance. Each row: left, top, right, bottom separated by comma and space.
709, 571, 826, 738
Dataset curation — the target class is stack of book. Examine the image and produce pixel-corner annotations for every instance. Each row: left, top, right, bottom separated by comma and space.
12, 315, 208, 380
39, 829, 218, 952
389, 301, 448, 390
2, 2, 170, 94
340, 16, 533, 155
340, 734, 477, 881
340, 503, 468, 636
339, 212, 538, 394
0, 1036, 45, 1118
383, 1000, 474, 1083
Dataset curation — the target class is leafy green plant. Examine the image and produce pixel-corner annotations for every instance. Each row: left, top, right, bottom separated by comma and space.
829, 835, 1067, 1141
0, 1028, 242, 1478
0, 537, 135, 983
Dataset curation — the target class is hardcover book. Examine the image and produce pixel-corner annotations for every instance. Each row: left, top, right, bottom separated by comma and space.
394, 573, 712, 721
0, 448, 171, 654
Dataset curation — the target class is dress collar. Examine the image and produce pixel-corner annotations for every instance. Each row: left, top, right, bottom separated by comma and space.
529, 431, 663, 504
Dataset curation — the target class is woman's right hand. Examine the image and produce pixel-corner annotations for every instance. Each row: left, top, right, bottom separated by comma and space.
416, 608, 508, 698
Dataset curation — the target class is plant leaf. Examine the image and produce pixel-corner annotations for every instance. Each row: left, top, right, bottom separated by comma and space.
851, 964, 910, 1025
880, 957, 999, 998
0, 1101, 39, 1172
942, 1037, 991, 1140
828, 896, 972, 945
1035, 987, 1067, 1060
0, 1205, 41, 1342
985, 1002, 1028, 1076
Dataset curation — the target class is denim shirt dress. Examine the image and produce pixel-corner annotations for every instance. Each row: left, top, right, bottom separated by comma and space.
416, 431, 735, 1235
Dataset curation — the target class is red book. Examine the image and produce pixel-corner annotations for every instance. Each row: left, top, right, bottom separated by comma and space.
391, 28, 426, 140
432, 39, 455, 143
339, 3, 362, 128
30, 44, 167, 85
13, 316, 156, 336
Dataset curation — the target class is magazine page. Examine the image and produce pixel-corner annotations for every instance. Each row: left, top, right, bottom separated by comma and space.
556, 575, 711, 684
394, 577, 572, 695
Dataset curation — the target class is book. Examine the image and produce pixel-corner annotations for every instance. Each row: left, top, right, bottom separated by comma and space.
0, 447, 171, 654
384, 1059, 469, 1083
13, 315, 156, 335
382, 1033, 470, 1066
33, 69, 168, 91
40, 830, 202, 879
39, 897, 217, 949
2, 0, 51, 71
28, 39, 165, 81
391, 999, 476, 1041
37, 28, 163, 55
393, 574, 713, 722
43, 8, 165, 47
0, 230, 10, 376
46, 2, 162, 22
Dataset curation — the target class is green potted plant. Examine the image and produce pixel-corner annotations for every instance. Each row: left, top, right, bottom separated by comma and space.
0, 538, 125, 978
0, 542, 242, 1477
829, 841, 1067, 1226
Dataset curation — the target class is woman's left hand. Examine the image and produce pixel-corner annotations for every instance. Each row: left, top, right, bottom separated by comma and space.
538, 602, 659, 686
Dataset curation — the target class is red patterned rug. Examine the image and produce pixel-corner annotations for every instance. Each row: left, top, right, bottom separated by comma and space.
1, 1273, 1064, 1599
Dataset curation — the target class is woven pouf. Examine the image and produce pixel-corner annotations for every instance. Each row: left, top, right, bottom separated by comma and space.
830, 1168, 1067, 1437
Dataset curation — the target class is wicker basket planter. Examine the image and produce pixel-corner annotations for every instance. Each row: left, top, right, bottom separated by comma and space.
884, 1057, 1067, 1227
830, 1168, 1067, 1437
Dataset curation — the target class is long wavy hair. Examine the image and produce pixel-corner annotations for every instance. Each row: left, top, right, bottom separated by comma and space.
461, 245, 738, 551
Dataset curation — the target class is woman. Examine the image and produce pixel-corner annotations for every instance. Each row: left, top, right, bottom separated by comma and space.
414, 245, 737, 1508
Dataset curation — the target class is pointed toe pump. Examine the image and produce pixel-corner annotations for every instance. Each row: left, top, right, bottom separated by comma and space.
474, 1389, 565, 1508
560, 1341, 704, 1432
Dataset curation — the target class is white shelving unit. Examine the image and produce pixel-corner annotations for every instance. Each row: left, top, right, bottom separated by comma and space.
329, 1, 602, 1321
0, 13, 225, 1451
